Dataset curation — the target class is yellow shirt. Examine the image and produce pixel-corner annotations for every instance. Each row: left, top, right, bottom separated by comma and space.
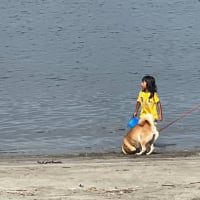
137, 91, 160, 120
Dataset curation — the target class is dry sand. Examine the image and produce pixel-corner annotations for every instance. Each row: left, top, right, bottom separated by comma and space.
0, 151, 200, 200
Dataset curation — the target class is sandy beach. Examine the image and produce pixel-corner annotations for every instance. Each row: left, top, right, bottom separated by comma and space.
0, 151, 200, 200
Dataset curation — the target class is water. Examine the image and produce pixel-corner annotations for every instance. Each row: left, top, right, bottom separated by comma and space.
0, 0, 200, 154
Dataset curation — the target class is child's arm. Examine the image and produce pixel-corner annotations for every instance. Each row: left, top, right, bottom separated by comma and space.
157, 101, 163, 121
133, 101, 141, 117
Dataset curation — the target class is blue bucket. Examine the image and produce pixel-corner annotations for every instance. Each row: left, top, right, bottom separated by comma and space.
128, 116, 139, 128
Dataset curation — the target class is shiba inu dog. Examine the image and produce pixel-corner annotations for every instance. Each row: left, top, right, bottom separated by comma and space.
122, 114, 159, 155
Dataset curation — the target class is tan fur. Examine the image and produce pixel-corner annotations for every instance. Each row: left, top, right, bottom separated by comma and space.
122, 114, 159, 155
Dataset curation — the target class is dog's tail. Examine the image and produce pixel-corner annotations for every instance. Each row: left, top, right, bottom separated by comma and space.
139, 114, 159, 142
138, 113, 154, 127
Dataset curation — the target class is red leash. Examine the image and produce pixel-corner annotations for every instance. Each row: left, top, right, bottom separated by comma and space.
159, 103, 200, 133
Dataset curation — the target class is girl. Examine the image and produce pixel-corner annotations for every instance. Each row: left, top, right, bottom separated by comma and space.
133, 75, 163, 121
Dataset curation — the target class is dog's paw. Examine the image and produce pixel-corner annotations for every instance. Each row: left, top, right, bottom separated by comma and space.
136, 151, 144, 155
146, 145, 154, 155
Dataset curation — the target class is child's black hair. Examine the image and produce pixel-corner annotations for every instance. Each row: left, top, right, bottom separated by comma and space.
142, 75, 157, 99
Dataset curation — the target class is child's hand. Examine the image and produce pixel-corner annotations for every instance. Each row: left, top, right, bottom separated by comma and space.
158, 115, 163, 121
133, 112, 137, 117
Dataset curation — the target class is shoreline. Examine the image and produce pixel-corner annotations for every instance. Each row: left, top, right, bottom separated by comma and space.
0, 149, 199, 162
0, 150, 199, 200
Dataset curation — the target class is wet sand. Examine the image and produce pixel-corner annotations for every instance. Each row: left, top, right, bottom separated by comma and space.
0, 151, 200, 200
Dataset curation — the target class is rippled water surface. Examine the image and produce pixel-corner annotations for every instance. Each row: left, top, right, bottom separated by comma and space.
0, 0, 200, 154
